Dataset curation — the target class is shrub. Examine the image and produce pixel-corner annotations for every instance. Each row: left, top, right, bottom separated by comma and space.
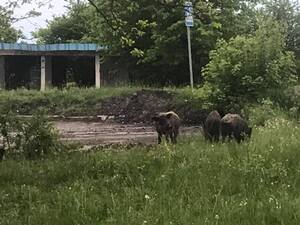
0, 111, 61, 159
202, 19, 298, 111
284, 85, 300, 116
242, 100, 288, 127
19, 113, 61, 159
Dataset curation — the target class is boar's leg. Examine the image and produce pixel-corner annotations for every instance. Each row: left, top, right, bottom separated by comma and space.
172, 130, 179, 144
234, 132, 244, 143
221, 130, 227, 142
158, 132, 162, 144
212, 134, 218, 142
165, 133, 170, 143
169, 132, 174, 144
0, 148, 5, 161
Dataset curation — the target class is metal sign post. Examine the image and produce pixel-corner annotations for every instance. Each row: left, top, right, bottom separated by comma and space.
184, 1, 194, 89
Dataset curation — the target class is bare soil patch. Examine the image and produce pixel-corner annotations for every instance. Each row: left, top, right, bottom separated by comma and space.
97, 89, 208, 125
54, 120, 202, 146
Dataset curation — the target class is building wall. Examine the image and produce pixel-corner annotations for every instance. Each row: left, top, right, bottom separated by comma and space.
0, 55, 130, 90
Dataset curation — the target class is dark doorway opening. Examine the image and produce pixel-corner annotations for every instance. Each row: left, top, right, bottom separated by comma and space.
52, 56, 95, 88
5, 56, 40, 90
67, 56, 95, 87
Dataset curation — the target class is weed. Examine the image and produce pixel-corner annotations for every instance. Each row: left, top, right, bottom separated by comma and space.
0, 115, 300, 224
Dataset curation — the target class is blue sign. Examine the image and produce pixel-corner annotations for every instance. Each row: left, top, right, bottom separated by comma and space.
184, 1, 194, 27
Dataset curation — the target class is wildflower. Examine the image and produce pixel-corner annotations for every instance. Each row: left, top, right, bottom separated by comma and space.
215, 214, 219, 220
239, 199, 248, 206
145, 194, 150, 200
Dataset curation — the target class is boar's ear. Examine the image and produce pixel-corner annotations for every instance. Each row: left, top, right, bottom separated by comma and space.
152, 116, 160, 121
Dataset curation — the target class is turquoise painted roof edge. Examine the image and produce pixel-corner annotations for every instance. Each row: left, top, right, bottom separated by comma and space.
0, 43, 105, 52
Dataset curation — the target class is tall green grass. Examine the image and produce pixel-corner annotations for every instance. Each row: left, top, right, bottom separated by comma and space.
0, 87, 211, 117
1, 115, 300, 225
0, 87, 139, 115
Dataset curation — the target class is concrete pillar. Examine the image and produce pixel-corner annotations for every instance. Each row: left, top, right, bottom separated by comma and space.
0, 56, 5, 90
45, 56, 52, 88
95, 54, 101, 88
41, 56, 52, 91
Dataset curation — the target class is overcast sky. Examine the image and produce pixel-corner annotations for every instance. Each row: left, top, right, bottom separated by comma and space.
0, 0, 69, 43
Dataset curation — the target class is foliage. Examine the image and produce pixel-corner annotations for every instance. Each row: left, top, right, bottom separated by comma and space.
202, 19, 298, 111
171, 84, 214, 110
19, 112, 60, 159
0, 111, 61, 159
260, 0, 300, 53
242, 99, 289, 127
3, 0, 300, 86
33, 3, 93, 44
33, 0, 261, 85
283, 85, 300, 115
1, 114, 300, 224
0, 6, 22, 42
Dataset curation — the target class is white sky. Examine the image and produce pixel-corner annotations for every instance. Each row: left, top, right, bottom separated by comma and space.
0, 0, 69, 43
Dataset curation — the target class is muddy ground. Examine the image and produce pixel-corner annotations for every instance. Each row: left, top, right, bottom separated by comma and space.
51, 89, 208, 146
96, 89, 208, 125
6, 89, 209, 147
54, 120, 203, 146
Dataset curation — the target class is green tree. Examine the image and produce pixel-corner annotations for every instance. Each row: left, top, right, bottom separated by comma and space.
202, 19, 297, 110
260, 0, 300, 75
89, 0, 263, 85
261, 0, 300, 51
0, 6, 22, 42
35, 0, 258, 85
33, 3, 93, 44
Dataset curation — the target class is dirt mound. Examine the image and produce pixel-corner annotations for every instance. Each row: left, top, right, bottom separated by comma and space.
98, 89, 208, 125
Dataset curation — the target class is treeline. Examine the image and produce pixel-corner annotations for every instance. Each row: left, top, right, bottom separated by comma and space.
31, 1, 300, 84
1, 0, 300, 112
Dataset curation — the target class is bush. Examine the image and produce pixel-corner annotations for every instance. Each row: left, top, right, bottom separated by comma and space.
283, 85, 300, 116
242, 100, 288, 127
19, 113, 61, 159
0, 111, 61, 159
202, 19, 298, 111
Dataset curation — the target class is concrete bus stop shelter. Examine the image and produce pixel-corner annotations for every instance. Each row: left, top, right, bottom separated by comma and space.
0, 43, 104, 91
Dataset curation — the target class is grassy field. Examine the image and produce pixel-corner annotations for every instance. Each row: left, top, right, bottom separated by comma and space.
0, 87, 209, 117
0, 87, 139, 115
1, 115, 300, 225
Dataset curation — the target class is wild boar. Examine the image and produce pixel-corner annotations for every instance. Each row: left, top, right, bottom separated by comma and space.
203, 110, 221, 142
220, 114, 252, 143
0, 146, 5, 161
152, 111, 181, 144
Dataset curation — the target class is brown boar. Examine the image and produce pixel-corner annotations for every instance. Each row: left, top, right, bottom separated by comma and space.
152, 111, 181, 144
203, 110, 221, 142
220, 114, 252, 143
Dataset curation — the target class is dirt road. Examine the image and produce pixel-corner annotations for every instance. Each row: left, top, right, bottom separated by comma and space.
54, 121, 202, 145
